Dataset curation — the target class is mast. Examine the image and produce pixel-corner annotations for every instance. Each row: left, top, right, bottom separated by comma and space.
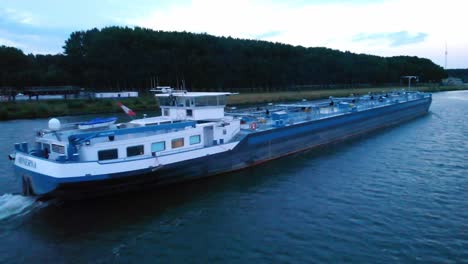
444, 42, 448, 69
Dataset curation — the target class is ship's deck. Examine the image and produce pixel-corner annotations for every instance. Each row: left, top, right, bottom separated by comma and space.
228, 91, 431, 133
38, 121, 198, 144
38, 91, 430, 144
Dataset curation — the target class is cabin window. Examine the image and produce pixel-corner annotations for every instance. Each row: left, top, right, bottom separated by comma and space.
171, 138, 184, 149
98, 149, 118, 161
42, 143, 51, 158
51, 144, 65, 154
42, 143, 50, 151
189, 135, 201, 145
151, 141, 166, 153
223, 129, 227, 135
163, 109, 169, 116
186, 109, 193, 117
127, 145, 144, 157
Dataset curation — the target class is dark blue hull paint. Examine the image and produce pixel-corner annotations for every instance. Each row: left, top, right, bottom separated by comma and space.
19, 97, 432, 200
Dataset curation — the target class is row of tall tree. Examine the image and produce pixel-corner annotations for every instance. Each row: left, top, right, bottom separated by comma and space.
446, 69, 468, 82
1, 26, 447, 92
0, 46, 70, 88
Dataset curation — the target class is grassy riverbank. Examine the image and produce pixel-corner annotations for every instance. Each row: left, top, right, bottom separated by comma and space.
227, 85, 467, 105
1, 85, 466, 121
0, 97, 157, 120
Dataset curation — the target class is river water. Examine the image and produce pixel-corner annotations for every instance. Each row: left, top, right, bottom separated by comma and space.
0, 91, 467, 263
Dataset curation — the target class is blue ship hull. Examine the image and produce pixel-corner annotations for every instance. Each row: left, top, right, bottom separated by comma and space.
19, 96, 432, 200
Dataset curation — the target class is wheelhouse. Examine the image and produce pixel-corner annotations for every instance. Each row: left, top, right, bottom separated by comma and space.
156, 92, 232, 121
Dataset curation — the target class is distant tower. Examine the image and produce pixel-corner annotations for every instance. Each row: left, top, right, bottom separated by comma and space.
445, 42, 448, 69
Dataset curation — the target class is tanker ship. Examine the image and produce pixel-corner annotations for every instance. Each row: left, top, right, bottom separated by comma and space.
10, 88, 432, 200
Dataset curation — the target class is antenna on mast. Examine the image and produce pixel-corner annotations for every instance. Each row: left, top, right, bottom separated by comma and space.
401, 76, 418, 91
445, 42, 448, 69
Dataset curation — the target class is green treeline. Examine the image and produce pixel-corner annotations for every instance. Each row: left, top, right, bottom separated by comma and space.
1, 26, 447, 92
446, 69, 468, 82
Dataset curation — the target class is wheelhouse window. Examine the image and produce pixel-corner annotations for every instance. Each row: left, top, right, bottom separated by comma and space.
127, 145, 144, 157
151, 141, 166, 153
194, 95, 226, 106
163, 109, 170, 116
158, 97, 171, 106
98, 149, 118, 161
218, 96, 227, 105
171, 138, 184, 149
52, 144, 65, 154
189, 135, 201, 145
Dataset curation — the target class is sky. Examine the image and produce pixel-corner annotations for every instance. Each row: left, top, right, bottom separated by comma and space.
0, 0, 467, 68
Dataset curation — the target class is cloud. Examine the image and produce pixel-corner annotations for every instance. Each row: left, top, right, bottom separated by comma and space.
255, 31, 283, 40
0, 37, 20, 47
125, 0, 468, 67
0, 8, 35, 25
353, 31, 428, 47
0, 29, 68, 54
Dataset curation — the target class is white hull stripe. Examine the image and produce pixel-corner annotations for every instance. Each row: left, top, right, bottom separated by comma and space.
15, 142, 239, 179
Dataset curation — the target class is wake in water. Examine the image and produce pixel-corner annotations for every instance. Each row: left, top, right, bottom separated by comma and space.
0, 193, 38, 220
430, 112, 442, 120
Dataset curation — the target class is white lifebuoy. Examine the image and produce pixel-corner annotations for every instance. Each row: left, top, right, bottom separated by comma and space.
250, 122, 257, 130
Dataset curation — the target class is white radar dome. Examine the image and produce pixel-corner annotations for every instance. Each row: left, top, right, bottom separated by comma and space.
48, 118, 61, 131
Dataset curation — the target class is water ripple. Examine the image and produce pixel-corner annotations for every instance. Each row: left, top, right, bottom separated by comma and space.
0, 91, 467, 263
0, 194, 37, 221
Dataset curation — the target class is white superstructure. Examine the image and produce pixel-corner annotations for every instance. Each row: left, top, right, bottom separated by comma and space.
17, 89, 240, 179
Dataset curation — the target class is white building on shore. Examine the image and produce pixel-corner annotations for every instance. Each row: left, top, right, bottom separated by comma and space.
94, 91, 139, 98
